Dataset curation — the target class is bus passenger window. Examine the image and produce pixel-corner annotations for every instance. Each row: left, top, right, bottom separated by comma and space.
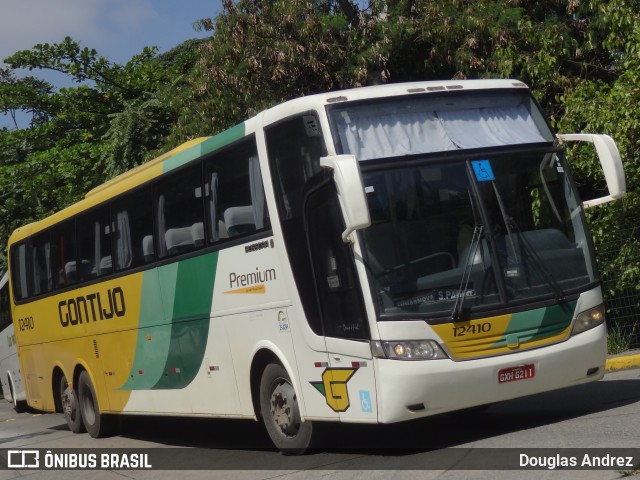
0, 274, 12, 329
77, 207, 112, 280
51, 221, 78, 289
204, 137, 269, 244
10, 243, 29, 300
112, 187, 154, 269
31, 232, 52, 295
155, 165, 204, 257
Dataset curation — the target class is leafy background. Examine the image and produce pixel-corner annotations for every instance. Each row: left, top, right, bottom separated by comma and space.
1, 0, 638, 348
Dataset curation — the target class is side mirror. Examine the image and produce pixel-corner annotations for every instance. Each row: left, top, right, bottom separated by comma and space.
557, 133, 626, 208
320, 155, 371, 243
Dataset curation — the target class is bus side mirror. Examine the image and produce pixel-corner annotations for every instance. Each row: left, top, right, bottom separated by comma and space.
557, 133, 626, 208
320, 155, 371, 243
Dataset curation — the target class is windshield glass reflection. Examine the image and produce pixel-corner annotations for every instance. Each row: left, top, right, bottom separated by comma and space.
360, 152, 594, 318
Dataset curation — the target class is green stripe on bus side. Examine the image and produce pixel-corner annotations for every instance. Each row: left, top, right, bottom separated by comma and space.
120, 269, 172, 390
152, 252, 218, 389
121, 252, 218, 391
162, 124, 246, 173
151, 317, 210, 389
492, 300, 577, 348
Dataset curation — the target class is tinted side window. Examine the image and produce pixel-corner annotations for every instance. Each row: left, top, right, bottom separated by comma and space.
77, 206, 113, 281
10, 243, 28, 300
266, 114, 325, 221
31, 231, 52, 296
155, 165, 205, 258
266, 114, 327, 335
10, 243, 29, 301
307, 184, 368, 339
51, 221, 77, 289
0, 277, 12, 330
112, 187, 154, 269
204, 137, 270, 243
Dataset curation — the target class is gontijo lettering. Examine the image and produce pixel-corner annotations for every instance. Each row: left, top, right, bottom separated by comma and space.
58, 287, 126, 327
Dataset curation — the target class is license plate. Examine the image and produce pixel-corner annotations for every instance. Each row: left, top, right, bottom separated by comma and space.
498, 364, 535, 384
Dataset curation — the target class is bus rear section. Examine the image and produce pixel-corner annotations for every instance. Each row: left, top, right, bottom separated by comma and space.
0, 272, 27, 412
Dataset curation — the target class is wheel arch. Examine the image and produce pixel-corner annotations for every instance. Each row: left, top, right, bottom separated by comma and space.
249, 348, 280, 419
249, 343, 303, 420
51, 365, 65, 413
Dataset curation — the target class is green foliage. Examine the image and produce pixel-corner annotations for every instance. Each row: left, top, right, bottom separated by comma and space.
184, 0, 385, 136
104, 96, 174, 177
0, 68, 56, 128
5, 37, 164, 101
1, 0, 640, 335
607, 322, 637, 355
558, 36, 640, 293
0, 37, 194, 270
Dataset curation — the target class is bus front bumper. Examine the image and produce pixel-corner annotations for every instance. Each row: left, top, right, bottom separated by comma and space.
375, 323, 607, 423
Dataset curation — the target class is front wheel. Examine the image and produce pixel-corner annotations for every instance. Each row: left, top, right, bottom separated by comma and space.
78, 370, 115, 438
259, 363, 313, 455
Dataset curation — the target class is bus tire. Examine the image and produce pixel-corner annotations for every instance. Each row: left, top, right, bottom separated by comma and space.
259, 363, 313, 455
60, 374, 85, 433
78, 370, 115, 438
8, 378, 26, 413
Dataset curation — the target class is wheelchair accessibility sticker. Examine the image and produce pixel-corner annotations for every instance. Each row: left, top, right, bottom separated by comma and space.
359, 390, 373, 413
472, 160, 495, 182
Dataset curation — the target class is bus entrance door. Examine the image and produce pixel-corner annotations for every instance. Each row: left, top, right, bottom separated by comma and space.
306, 183, 378, 422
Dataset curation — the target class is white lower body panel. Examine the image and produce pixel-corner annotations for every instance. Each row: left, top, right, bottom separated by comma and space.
376, 324, 606, 423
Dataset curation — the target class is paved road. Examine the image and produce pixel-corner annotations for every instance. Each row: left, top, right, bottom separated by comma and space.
1, 367, 639, 479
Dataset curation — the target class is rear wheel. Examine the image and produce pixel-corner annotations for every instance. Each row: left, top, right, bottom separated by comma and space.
78, 370, 115, 438
259, 363, 313, 455
60, 374, 85, 433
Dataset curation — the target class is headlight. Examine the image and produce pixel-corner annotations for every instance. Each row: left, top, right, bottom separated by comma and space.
571, 304, 606, 336
371, 340, 448, 360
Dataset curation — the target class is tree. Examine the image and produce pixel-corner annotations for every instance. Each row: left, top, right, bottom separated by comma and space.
180, 0, 391, 138
0, 37, 192, 270
557, 1, 640, 304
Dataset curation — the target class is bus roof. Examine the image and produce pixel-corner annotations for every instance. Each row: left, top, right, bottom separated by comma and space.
8, 79, 529, 244
261, 79, 529, 124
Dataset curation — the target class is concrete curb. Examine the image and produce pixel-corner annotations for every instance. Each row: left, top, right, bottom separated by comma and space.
605, 352, 640, 372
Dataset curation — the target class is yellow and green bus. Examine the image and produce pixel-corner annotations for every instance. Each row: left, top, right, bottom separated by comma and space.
7, 80, 625, 453
0, 271, 27, 412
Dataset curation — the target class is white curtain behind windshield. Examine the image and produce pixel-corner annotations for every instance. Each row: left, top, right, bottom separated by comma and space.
330, 93, 553, 161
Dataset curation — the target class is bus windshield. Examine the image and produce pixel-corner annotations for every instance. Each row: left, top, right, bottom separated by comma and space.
357, 150, 595, 318
326, 90, 595, 319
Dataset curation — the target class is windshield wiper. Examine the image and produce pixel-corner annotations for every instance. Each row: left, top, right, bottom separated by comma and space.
451, 224, 483, 322
506, 217, 566, 301
490, 182, 566, 301
492, 183, 520, 265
